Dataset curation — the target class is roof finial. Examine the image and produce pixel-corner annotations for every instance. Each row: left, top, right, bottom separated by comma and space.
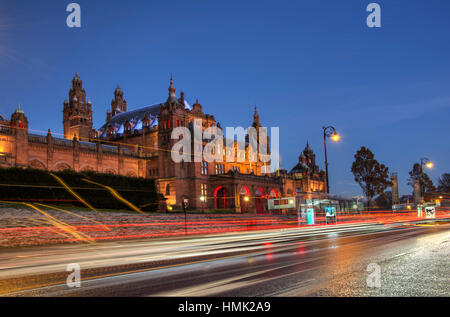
15, 103, 24, 114
168, 73, 176, 96
305, 141, 312, 153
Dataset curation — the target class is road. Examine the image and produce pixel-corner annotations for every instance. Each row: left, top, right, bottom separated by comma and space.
1, 220, 449, 297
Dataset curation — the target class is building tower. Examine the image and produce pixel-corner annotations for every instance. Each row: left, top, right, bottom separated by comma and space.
252, 106, 261, 129
249, 106, 270, 174
157, 76, 192, 207
63, 72, 93, 140
299, 142, 318, 174
10, 105, 29, 167
111, 84, 127, 117
391, 173, 400, 206
158, 75, 186, 178
413, 178, 421, 204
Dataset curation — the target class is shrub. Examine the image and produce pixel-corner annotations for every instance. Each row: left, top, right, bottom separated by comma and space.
0, 168, 159, 212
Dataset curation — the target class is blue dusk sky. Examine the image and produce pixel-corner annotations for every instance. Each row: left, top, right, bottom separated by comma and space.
0, 0, 449, 197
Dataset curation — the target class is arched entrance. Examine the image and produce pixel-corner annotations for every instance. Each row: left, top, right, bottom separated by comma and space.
239, 186, 250, 213
255, 187, 266, 213
270, 189, 279, 198
214, 186, 228, 209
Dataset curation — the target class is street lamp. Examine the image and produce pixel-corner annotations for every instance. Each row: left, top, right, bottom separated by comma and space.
323, 126, 340, 194
419, 157, 433, 201
244, 196, 249, 213
200, 195, 206, 214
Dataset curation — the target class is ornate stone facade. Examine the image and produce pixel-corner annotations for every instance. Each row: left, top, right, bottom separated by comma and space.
0, 73, 327, 212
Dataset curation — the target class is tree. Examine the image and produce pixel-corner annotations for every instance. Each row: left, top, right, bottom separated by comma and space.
375, 190, 392, 209
408, 163, 435, 194
437, 173, 450, 192
351, 146, 392, 207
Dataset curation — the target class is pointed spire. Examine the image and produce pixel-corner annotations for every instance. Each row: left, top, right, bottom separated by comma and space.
115, 83, 123, 97
167, 74, 177, 104
252, 105, 260, 128
73, 72, 80, 80
169, 74, 175, 93
304, 141, 313, 154
72, 72, 82, 88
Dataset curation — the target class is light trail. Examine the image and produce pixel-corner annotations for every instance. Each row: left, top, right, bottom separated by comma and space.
1, 220, 448, 297
81, 178, 144, 214
49, 173, 96, 211
0, 196, 448, 247
35, 203, 111, 231
22, 203, 95, 244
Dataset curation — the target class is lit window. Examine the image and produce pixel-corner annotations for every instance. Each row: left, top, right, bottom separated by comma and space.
201, 161, 208, 175
201, 184, 207, 196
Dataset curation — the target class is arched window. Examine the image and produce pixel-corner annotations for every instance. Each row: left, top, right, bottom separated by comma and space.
165, 184, 170, 196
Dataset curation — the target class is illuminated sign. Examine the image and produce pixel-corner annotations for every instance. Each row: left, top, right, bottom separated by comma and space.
307, 208, 315, 225
425, 207, 435, 219
267, 197, 296, 210
325, 206, 336, 217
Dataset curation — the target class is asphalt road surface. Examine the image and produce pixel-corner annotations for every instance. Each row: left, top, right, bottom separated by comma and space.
1, 221, 449, 297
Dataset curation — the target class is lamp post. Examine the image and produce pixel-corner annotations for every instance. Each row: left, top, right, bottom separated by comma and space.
182, 199, 188, 234
200, 195, 206, 214
419, 158, 433, 202
322, 126, 340, 195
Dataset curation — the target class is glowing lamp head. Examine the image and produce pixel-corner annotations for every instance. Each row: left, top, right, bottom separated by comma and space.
331, 133, 340, 142
200, 196, 206, 202
244, 196, 249, 202
426, 162, 433, 169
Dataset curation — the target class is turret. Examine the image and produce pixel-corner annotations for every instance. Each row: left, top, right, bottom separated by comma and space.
111, 84, 127, 117
10, 104, 29, 132
10, 104, 29, 167
63, 72, 93, 141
